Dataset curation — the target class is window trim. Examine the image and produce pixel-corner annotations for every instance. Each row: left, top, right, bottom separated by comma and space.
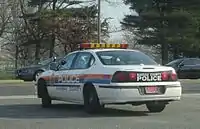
70, 52, 95, 70
58, 52, 78, 71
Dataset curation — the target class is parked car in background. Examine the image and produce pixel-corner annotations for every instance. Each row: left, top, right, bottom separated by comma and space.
165, 58, 200, 79
15, 57, 62, 81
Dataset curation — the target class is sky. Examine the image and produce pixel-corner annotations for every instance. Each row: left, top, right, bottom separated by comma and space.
100, 0, 134, 40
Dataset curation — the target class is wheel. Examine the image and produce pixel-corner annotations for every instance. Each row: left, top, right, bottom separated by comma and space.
38, 80, 52, 108
83, 86, 101, 114
41, 95, 52, 108
34, 70, 44, 81
146, 102, 166, 113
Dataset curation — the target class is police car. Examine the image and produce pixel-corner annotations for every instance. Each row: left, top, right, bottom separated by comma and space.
36, 43, 182, 114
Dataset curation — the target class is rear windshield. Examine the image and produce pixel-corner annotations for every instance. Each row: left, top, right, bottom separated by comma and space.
96, 50, 157, 65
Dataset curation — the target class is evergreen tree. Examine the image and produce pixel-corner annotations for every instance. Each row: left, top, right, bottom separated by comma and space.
121, 0, 200, 64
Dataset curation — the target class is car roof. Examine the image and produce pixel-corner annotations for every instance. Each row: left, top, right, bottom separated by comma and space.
177, 57, 200, 60
74, 49, 140, 53
184, 57, 200, 59
167, 57, 200, 64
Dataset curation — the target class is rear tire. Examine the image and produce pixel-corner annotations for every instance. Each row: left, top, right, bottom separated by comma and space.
38, 80, 52, 108
146, 102, 166, 113
83, 85, 101, 114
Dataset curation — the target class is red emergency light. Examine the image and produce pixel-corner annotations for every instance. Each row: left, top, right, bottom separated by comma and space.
79, 43, 128, 49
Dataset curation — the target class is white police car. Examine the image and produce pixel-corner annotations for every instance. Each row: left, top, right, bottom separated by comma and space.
36, 43, 182, 114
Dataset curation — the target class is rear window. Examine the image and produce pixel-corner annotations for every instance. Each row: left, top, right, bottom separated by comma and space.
96, 50, 157, 65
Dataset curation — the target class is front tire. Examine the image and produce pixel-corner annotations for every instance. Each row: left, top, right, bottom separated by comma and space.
146, 102, 166, 113
83, 86, 101, 114
38, 80, 52, 108
41, 95, 52, 108
34, 70, 44, 81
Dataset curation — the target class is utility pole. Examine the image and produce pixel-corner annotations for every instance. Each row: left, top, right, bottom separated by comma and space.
97, 0, 101, 43
49, 0, 57, 58
158, 2, 168, 65
11, 0, 19, 70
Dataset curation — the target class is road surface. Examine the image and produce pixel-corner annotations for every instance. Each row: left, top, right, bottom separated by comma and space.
0, 80, 199, 96
0, 81, 199, 129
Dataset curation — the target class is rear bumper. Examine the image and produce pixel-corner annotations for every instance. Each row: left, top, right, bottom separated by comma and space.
96, 82, 182, 104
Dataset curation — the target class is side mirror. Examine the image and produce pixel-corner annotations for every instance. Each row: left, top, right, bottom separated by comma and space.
49, 62, 58, 71
60, 60, 66, 65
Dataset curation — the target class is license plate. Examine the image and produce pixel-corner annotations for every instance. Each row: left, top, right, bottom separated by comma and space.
145, 86, 158, 94
137, 73, 161, 82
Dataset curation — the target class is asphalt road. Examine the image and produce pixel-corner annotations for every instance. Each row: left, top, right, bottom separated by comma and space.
0, 81, 199, 129
0, 80, 199, 96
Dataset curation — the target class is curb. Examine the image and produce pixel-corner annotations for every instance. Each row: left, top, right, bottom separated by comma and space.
0, 80, 25, 84
179, 79, 200, 84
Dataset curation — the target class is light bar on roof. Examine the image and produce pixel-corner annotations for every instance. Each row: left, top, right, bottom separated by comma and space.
80, 43, 128, 49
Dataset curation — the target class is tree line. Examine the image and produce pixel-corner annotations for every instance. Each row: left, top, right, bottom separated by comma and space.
1, 0, 200, 68
0, 0, 110, 68
121, 0, 200, 64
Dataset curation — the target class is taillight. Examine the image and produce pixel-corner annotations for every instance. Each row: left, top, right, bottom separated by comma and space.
112, 71, 129, 82
112, 71, 177, 83
161, 71, 177, 81
129, 72, 137, 81
112, 71, 137, 82
161, 72, 169, 81
171, 71, 177, 81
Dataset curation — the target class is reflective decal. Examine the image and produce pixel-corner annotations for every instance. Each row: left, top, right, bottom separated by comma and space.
137, 73, 162, 82
46, 73, 112, 85
61, 75, 79, 83
50, 74, 80, 83
58, 75, 63, 83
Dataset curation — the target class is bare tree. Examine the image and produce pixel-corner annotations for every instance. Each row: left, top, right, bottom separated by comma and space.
0, 0, 21, 62
0, 0, 13, 37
